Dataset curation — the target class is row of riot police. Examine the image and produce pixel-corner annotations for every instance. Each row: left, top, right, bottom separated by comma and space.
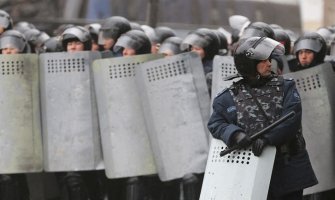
0, 8, 335, 200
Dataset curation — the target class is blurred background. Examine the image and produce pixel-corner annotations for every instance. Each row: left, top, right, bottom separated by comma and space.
1, 0, 334, 36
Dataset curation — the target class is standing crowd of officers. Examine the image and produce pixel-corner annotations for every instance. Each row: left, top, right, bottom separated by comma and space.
0, 8, 334, 200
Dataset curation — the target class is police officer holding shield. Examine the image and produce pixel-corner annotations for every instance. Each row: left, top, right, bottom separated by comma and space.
0, 30, 30, 200
207, 36, 318, 200
55, 25, 105, 200
291, 31, 335, 200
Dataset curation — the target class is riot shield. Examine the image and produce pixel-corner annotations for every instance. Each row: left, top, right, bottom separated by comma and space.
201, 55, 276, 199
200, 140, 276, 200
282, 55, 295, 74
0, 54, 43, 174
40, 51, 103, 172
92, 54, 163, 179
284, 62, 335, 194
211, 55, 240, 103
135, 52, 210, 181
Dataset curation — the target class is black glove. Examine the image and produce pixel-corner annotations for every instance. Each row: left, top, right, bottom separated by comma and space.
252, 138, 268, 156
233, 132, 252, 148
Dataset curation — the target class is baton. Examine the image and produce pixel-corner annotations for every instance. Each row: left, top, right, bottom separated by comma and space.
220, 111, 296, 157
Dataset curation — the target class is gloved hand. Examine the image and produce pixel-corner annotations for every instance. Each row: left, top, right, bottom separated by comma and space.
233, 132, 252, 148
252, 138, 268, 156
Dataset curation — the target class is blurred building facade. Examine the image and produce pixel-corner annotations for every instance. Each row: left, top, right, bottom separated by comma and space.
0, 0, 303, 34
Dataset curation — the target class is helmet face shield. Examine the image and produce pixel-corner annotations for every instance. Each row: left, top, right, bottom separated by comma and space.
0, 11, 12, 29
113, 35, 138, 53
0, 36, 26, 52
245, 37, 285, 60
293, 38, 322, 53
158, 42, 181, 55
62, 26, 90, 43
180, 34, 209, 51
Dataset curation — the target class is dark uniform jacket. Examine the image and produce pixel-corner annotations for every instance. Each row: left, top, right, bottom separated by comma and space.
207, 75, 318, 197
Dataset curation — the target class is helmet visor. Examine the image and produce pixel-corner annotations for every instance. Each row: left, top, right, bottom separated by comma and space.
246, 37, 285, 60
180, 34, 209, 51
113, 35, 138, 53
0, 36, 25, 52
294, 38, 322, 53
158, 42, 181, 55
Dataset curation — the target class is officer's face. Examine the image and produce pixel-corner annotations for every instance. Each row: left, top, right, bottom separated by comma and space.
67, 41, 85, 52
103, 38, 115, 51
256, 59, 272, 77
122, 47, 136, 56
161, 49, 174, 57
2, 47, 20, 54
298, 49, 314, 67
191, 45, 205, 59
91, 41, 100, 51
151, 43, 159, 54
0, 26, 4, 34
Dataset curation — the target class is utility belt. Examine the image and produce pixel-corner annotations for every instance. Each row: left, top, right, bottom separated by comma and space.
277, 128, 306, 160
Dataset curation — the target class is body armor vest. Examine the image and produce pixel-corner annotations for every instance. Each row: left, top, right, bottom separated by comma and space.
229, 75, 284, 136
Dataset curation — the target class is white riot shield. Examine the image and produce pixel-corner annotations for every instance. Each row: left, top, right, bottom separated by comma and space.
92, 54, 163, 179
0, 54, 43, 173
200, 140, 276, 200
40, 51, 103, 172
211, 55, 240, 103
284, 62, 335, 194
201, 55, 276, 199
136, 52, 210, 181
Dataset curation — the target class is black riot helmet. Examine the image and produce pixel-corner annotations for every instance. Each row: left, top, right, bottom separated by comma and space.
241, 22, 275, 40
141, 24, 157, 44
293, 32, 327, 66
0, 10, 13, 32
154, 26, 176, 44
213, 29, 228, 55
234, 37, 284, 78
181, 28, 220, 60
61, 25, 92, 51
23, 28, 50, 53
273, 29, 291, 55
113, 30, 151, 55
41, 37, 63, 53
316, 27, 335, 54
98, 16, 131, 45
85, 23, 101, 43
0, 30, 28, 53
158, 36, 183, 56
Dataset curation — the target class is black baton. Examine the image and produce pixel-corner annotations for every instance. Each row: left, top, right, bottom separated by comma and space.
220, 111, 296, 157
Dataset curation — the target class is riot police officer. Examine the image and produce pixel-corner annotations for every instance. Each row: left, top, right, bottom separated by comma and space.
290, 31, 335, 200
0, 29, 30, 200
23, 28, 50, 53
98, 16, 131, 53
84, 23, 101, 51
55, 25, 106, 200
181, 28, 220, 97
157, 36, 183, 57
113, 29, 151, 57
290, 32, 327, 72
0, 9, 13, 35
207, 36, 318, 200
